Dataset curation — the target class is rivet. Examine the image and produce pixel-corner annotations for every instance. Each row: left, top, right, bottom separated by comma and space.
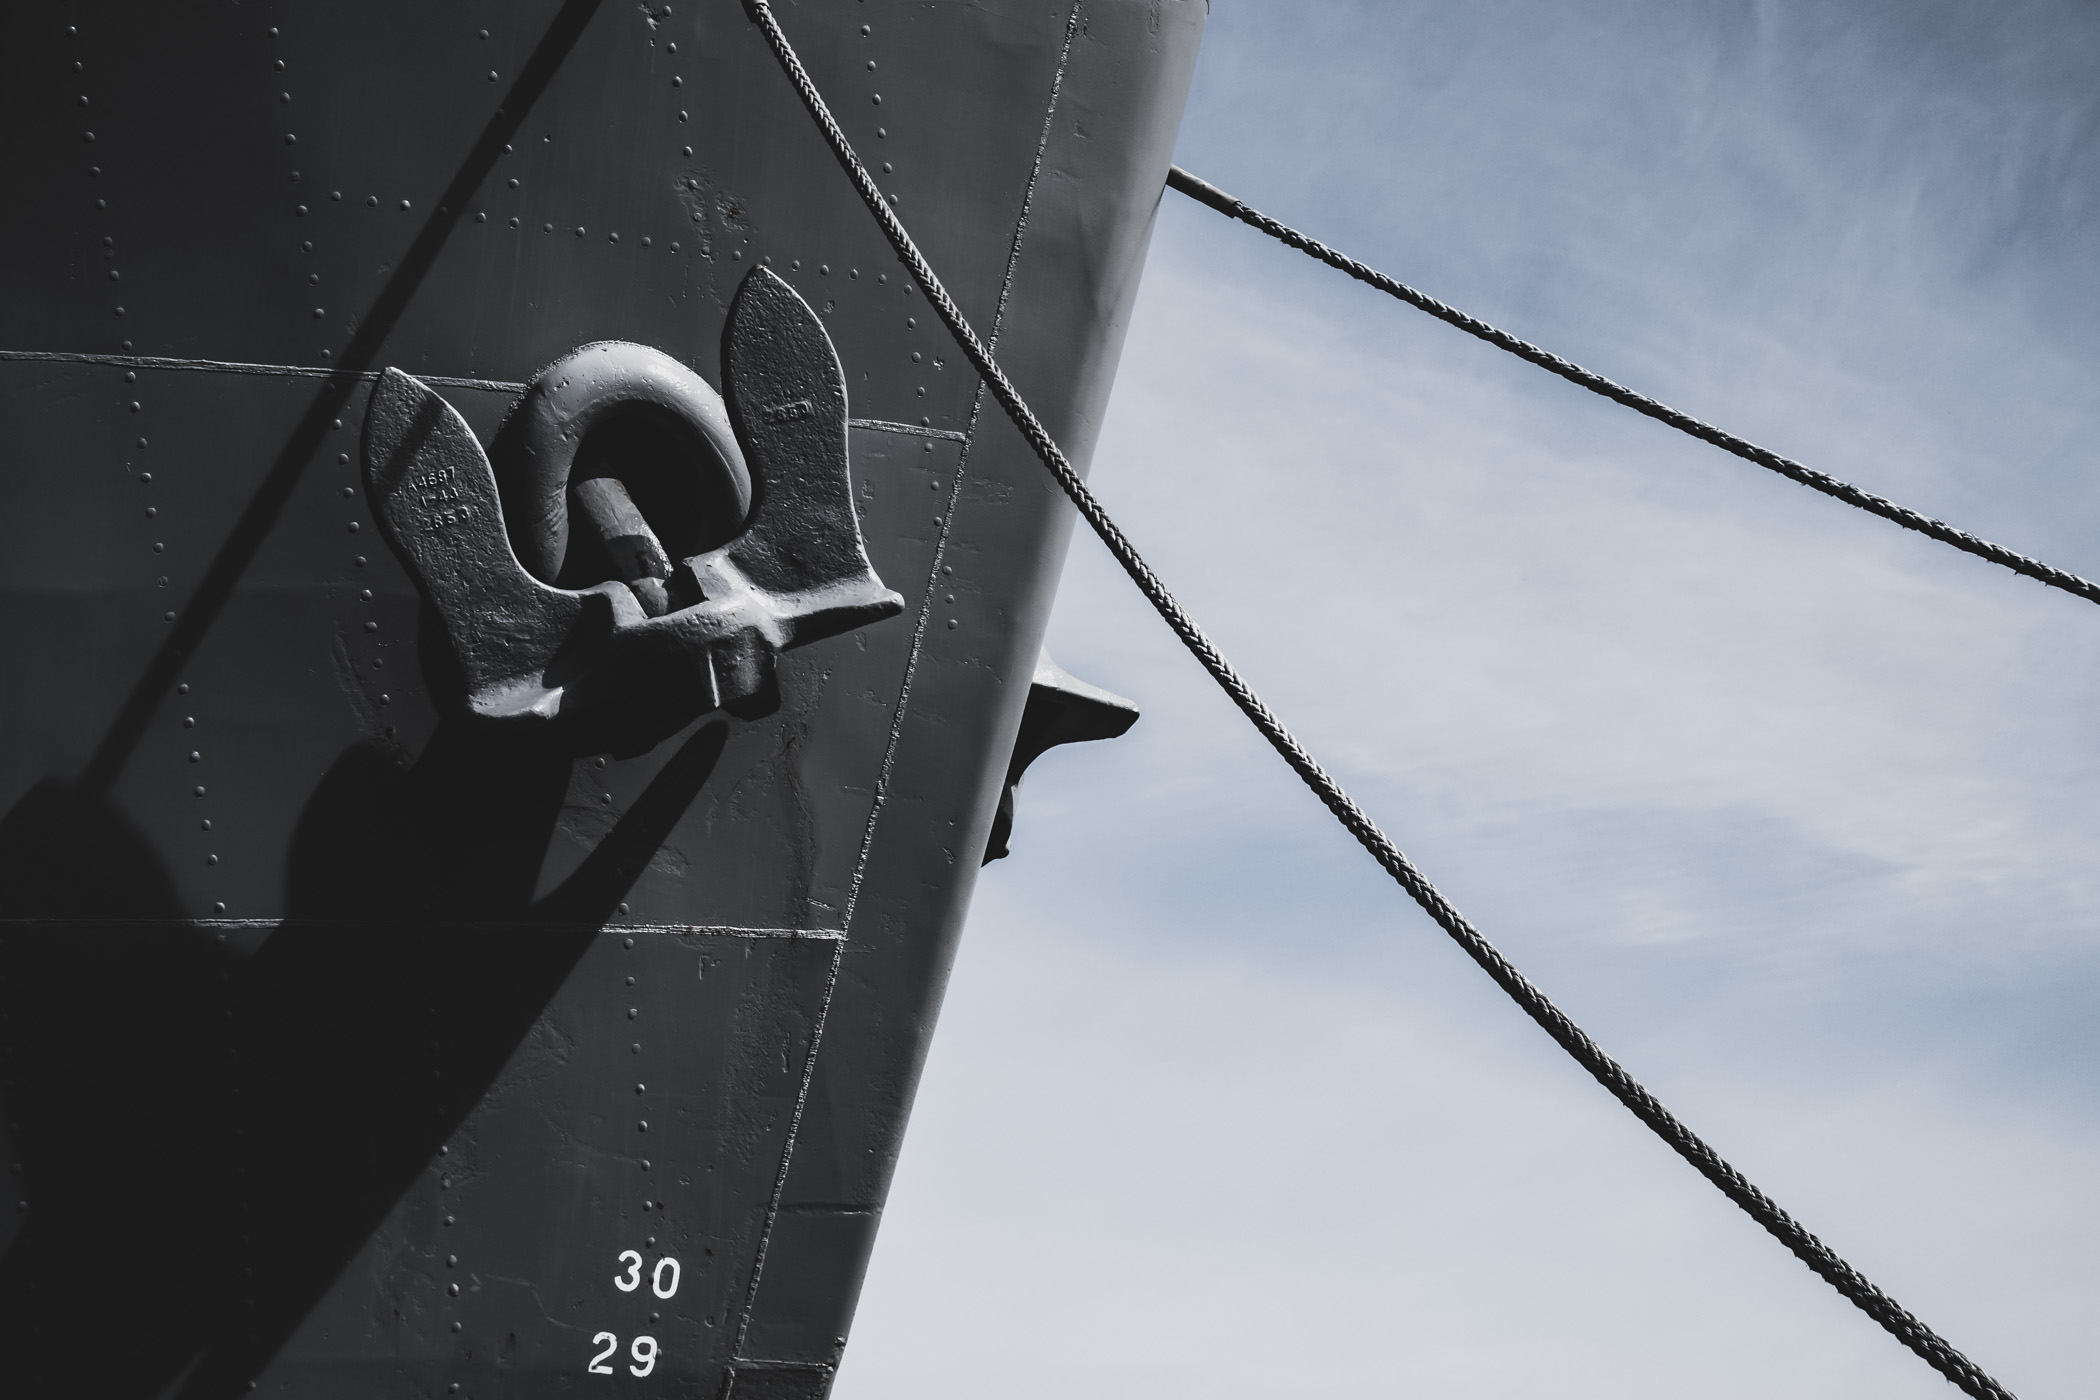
487, 70, 498, 82
201, 819, 211, 831
330, 190, 341, 201
348, 521, 360, 534
296, 204, 308, 216
631, 1043, 641, 1054
876, 127, 886, 138
628, 1008, 639, 1020
609, 231, 619, 243
861, 24, 870, 33
312, 307, 324, 319
194, 785, 205, 796
137, 436, 148, 448
364, 620, 378, 632
947, 618, 958, 629
367, 195, 378, 207
510, 217, 521, 228
189, 750, 201, 763
447, 1254, 458, 1267
400, 199, 411, 211
331, 418, 342, 430
672, 75, 682, 87
183, 716, 195, 728
342, 486, 355, 499
478, 28, 489, 38
867, 60, 876, 71
280, 92, 291, 104
447, 1283, 459, 1296
153, 542, 164, 552
164, 610, 175, 623
474, 211, 485, 223
575, 225, 586, 237
301, 240, 313, 251
285, 132, 296, 144
882, 162, 892, 174
625, 975, 636, 987
872, 93, 882, 105
543, 222, 553, 232
444, 1214, 455, 1225
641, 236, 651, 247
360, 587, 373, 599
139, 471, 152, 484
912, 351, 921, 363
682, 145, 693, 156
618, 903, 630, 916
207, 854, 218, 866
354, 555, 367, 566
678, 110, 687, 122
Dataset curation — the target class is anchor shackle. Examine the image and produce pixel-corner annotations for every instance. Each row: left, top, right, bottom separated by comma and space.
492, 341, 753, 618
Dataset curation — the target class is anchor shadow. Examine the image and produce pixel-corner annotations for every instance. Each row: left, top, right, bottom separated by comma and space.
0, 717, 727, 1400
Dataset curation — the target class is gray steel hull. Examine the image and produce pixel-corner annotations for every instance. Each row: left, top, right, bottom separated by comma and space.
0, 2, 1203, 1394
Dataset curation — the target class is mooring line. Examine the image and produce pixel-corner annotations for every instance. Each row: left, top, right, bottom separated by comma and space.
744, 6, 2017, 1396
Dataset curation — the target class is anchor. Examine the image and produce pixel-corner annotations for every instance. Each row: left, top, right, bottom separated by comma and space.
361, 267, 905, 755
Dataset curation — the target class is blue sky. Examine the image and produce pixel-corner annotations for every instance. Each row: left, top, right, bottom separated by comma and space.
836, 4, 2100, 1396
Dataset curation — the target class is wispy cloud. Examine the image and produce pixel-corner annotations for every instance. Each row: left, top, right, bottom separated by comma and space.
837, 3, 2100, 1396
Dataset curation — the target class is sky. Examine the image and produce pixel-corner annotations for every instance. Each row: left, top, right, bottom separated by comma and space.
835, 4, 2100, 1398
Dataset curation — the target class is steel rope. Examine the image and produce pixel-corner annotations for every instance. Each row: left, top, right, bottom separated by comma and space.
742, 5, 2017, 1396
1165, 164, 2100, 613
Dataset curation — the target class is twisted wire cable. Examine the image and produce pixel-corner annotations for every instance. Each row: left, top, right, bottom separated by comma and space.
1167, 163, 2100, 612
742, 5, 2017, 1396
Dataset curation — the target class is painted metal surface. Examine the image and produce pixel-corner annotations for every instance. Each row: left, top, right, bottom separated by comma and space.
0, 2, 1203, 1395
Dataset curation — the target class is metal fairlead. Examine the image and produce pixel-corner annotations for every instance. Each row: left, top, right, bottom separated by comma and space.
361, 266, 904, 755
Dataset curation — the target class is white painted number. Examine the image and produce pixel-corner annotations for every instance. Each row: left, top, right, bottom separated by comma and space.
596, 1252, 676, 1377
614, 1249, 643, 1292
